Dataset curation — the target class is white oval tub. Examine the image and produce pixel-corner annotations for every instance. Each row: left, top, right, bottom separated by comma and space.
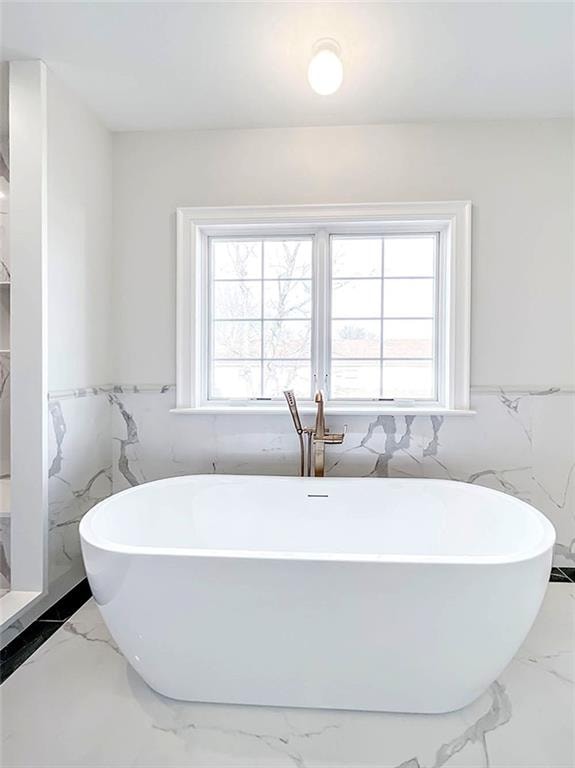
80, 475, 555, 713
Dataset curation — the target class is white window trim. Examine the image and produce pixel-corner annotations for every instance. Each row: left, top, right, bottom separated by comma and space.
174, 202, 472, 416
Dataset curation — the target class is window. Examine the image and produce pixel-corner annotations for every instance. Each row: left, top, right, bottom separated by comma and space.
176, 203, 471, 413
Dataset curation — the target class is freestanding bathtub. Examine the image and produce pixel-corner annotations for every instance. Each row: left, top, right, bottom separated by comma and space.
80, 475, 554, 713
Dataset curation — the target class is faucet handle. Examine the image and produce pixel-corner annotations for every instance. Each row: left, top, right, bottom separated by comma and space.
324, 433, 345, 445
323, 423, 346, 445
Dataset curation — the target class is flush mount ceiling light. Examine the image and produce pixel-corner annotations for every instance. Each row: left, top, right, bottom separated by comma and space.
308, 39, 343, 96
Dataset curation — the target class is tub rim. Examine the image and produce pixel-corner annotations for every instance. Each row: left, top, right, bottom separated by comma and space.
79, 474, 556, 566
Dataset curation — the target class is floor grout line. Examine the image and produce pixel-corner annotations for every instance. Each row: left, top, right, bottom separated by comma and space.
36, 619, 68, 624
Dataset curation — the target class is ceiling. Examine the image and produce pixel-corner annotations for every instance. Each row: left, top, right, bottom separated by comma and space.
1, 1, 573, 131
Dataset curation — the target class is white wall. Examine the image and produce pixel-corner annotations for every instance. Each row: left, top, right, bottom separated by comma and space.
112, 120, 574, 389
47, 70, 112, 391
0, 62, 8, 165
1, 64, 113, 647
7, 61, 48, 604
45, 69, 113, 594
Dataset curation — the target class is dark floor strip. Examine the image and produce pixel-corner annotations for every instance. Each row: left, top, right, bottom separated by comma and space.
550, 568, 572, 582
0, 579, 92, 684
559, 567, 575, 581
38, 579, 93, 622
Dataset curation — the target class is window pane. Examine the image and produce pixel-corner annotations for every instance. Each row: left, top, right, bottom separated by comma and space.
332, 279, 381, 318
209, 239, 314, 400
332, 238, 382, 278
381, 360, 434, 399
263, 320, 311, 359
331, 360, 380, 399
264, 240, 312, 279
383, 319, 433, 358
332, 320, 381, 359
383, 278, 434, 317
213, 281, 261, 319
263, 361, 311, 398
212, 241, 261, 279
263, 280, 312, 319
384, 237, 435, 277
211, 361, 261, 399
213, 321, 261, 359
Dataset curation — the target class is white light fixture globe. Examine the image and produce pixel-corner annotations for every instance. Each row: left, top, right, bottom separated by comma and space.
308, 39, 343, 96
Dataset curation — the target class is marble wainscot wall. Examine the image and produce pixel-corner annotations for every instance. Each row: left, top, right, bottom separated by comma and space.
48, 389, 112, 590
0, 388, 112, 646
0, 352, 10, 596
0, 352, 9, 478
110, 385, 575, 568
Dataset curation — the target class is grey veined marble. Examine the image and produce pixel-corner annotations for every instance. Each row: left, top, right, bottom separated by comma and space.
46, 392, 112, 605
0, 585, 573, 767
108, 385, 575, 567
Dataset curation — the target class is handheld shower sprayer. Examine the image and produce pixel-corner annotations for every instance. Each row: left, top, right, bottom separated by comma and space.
284, 390, 303, 434
283, 390, 305, 477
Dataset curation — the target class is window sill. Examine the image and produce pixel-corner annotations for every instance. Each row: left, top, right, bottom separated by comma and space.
170, 406, 476, 417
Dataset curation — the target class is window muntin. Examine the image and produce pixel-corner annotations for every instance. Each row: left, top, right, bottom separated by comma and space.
208, 237, 314, 400
206, 231, 439, 404
329, 235, 437, 400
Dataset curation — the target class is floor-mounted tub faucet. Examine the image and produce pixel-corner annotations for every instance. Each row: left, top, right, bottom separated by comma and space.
283, 389, 345, 477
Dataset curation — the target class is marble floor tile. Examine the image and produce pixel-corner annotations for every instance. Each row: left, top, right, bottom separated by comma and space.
1, 585, 573, 768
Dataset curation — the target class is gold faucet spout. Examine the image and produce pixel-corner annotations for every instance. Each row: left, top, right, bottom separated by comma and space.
314, 389, 326, 439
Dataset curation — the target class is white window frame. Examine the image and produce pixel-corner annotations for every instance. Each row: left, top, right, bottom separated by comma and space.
175, 202, 472, 416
